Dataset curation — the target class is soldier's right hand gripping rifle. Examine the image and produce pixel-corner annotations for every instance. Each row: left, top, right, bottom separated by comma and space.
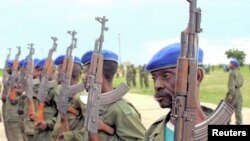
9, 46, 21, 105
1, 48, 11, 102
172, 1, 234, 141
36, 37, 58, 123
84, 16, 129, 140
25, 43, 37, 121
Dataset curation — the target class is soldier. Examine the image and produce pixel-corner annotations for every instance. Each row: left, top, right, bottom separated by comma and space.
1, 60, 13, 140
225, 59, 244, 125
28, 58, 58, 141
139, 65, 144, 88
4, 58, 39, 141
142, 64, 149, 88
80, 49, 146, 140
144, 43, 213, 141
18, 58, 41, 141
51, 55, 87, 141
126, 65, 132, 87
131, 64, 137, 87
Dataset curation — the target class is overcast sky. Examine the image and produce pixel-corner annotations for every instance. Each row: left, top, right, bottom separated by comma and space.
1, 0, 250, 68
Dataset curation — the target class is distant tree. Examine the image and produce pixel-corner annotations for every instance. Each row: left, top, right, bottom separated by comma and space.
225, 48, 246, 66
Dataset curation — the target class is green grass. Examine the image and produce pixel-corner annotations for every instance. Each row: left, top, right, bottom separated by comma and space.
113, 66, 250, 108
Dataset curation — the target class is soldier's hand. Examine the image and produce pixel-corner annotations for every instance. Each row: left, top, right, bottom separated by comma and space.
1, 95, 6, 102
98, 120, 115, 135
57, 134, 65, 141
35, 120, 48, 130
28, 112, 36, 121
226, 95, 233, 104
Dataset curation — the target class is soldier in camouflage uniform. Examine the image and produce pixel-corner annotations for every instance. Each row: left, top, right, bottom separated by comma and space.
142, 64, 149, 88
131, 64, 137, 87
4, 59, 28, 141
144, 43, 213, 141
225, 59, 244, 125
26, 58, 58, 141
126, 65, 132, 87
17, 58, 42, 141
80, 50, 146, 141
1, 60, 13, 130
51, 55, 87, 141
139, 65, 144, 88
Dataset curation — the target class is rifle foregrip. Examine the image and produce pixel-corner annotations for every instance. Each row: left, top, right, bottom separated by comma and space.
89, 54, 98, 75
36, 102, 45, 123
12, 60, 19, 70
28, 97, 36, 120
95, 55, 103, 84
10, 88, 17, 105
45, 59, 53, 76
66, 59, 73, 79
175, 58, 188, 94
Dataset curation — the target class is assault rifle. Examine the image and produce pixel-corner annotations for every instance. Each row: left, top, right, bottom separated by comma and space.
36, 37, 58, 123
84, 16, 129, 136
2, 48, 11, 87
57, 30, 81, 135
25, 44, 37, 120
1, 48, 11, 102
9, 46, 21, 105
172, 1, 234, 141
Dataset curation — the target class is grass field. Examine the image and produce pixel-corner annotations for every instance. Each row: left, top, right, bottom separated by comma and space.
1, 66, 249, 107
113, 66, 250, 108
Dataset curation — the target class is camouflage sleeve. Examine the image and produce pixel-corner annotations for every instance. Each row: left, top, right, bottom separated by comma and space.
227, 71, 236, 97
46, 87, 59, 130
62, 128, 88, 141
112, 101, 146, 141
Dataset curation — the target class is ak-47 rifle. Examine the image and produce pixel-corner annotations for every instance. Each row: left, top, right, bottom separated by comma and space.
25, 43, 36, 120
9, 46, 21, 105
57, 30, 78, 134
36, 37, 58, 123
1, 48, 11, 102
84, 16, 130, 137
172, 1, 234, 141
2, 48, 11, 87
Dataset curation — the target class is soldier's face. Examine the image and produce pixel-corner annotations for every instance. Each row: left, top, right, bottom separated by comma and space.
151, 68, 176, 108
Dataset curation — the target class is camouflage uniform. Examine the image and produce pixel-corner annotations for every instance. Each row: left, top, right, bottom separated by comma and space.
81, 97, 146, 141
139, 65, 144, 88
126, 66, 132, 87
20, 84, 39, 141
144, 106, 213, 141
226, 68, 244, 125
4, 87, 25, 141
131, 65, 137, 87
32, 86, 58, 141
142, 65, 149, 88
51, 91, 87, 141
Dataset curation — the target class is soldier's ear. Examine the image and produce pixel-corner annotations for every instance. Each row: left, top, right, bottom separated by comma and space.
197, 67, 204, 86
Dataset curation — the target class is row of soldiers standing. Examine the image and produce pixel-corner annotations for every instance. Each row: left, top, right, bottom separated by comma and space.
125, 64, 149, 88
1, 17, 146, 141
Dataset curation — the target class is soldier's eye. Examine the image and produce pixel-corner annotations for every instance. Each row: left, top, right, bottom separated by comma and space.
152, 76, 156, 83
162, 73, 170, 80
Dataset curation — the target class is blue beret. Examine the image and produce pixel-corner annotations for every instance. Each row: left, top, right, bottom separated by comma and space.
146, 43, 203, 72
23, 58, 40, 68
19, 59, 26, 68
7, 60, 13, 68
230, 59, 240, 66
36, 58, 46, 69
54, 55, 83, 66
81, 50, 118, 65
